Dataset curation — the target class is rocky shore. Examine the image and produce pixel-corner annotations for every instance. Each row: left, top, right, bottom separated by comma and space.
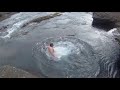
92, 12, 120, 44
92, 12, 120, 77
92, 12, 120, 30
0, 12, 18, 22
0, 65, 38, 78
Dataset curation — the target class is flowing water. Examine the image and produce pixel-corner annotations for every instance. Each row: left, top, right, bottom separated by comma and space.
0, 12, 120, 78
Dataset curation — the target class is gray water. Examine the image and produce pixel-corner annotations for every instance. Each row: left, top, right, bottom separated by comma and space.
0, 12, 120, 78
33, 37, 100, 78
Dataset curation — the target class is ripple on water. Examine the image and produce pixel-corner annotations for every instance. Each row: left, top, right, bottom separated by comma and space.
33, 37, 100, 78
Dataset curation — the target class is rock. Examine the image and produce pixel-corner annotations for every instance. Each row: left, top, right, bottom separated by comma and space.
22, 12, 62, 28
92, 12, 120, 46
92, 12, 120, 31
21, 31, 29, 35
0, 14, 2, 17
67, 34, 75, 36
113, 28, 120, 44
0, 12, 18, 22
0, 26, 7, 32
0, 65, 38, 78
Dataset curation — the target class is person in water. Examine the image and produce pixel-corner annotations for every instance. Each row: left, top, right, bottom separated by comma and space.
48, 43, 56, 58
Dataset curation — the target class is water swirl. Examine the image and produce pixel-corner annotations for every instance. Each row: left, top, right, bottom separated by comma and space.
33, 37, 100, 78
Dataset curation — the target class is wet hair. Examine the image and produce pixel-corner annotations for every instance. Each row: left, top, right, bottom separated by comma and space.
50, 43, 54, 47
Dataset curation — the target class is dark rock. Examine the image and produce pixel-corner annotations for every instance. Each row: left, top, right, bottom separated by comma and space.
3, 26, 7, 29
92, 12, 120, 31
21, 31, 29, 35
0, 14, 2, 17
67, 34, 75, 36
0, 12, 18, 22
0, 28, 6, 32
92, 18, 116, 31
113, 28, 120, 44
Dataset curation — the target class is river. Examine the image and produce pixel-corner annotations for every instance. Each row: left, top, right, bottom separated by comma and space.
0, 12, 120, 78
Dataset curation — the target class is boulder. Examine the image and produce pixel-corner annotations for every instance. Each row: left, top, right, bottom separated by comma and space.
92, 12, 120, 31
113, 28, 120, 44
0, 12, 18, 22
0, 65, 38, 78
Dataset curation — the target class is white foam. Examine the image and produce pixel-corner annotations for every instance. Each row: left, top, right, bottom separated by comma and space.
0, 12, 56, 38
53, 41, 76, 59
2, 19, 29, 38
56, 19, 71, 24
107, 28, 117, 36
54, 46, 71, 59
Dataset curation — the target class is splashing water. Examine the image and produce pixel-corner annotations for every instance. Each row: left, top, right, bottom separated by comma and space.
33, 37, 100, 78
54, 41, 76, 59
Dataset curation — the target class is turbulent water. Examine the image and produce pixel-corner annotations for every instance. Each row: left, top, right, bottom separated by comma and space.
0, 12, 120, 78
0, 12, 55, 38
54, 41, 76, 59
33, 37, 100, 78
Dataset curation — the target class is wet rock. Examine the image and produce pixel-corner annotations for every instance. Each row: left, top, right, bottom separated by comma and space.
92, 12, 120, 31
0, 26, 7, 32
21, 31, 29, 35
3, 26, 7, 29
0, 25, 9, 35
0, 65, 38, 78
113, 28, 120, 44
67, 34, 75, 36
22, 12, 62, 28
0, 12, 18, 22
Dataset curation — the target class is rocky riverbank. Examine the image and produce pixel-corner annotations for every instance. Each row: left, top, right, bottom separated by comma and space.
0, 12, 63, 78
0, 12, 18, 22
0, 12, 18, 36
0, 65, 38, 78
0, 12, 62, 38
92, 12, 120, 44
92, 12, 120, 30
92, 12, 120, 77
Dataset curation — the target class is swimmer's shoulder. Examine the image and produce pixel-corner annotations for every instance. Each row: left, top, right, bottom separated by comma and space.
47, 46, 52, 50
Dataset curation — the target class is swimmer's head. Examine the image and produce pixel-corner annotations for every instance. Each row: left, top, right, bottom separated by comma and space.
50, 43, 54, 47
